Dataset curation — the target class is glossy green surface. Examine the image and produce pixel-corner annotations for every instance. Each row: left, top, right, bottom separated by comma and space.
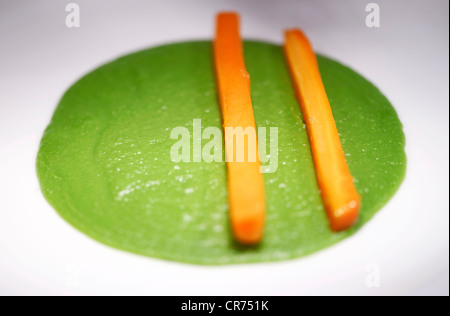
37, 41, 406, 264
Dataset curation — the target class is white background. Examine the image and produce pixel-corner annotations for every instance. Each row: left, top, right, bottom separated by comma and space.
0, 0, 448, 296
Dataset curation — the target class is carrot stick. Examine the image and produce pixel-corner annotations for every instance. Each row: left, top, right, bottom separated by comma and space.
214, 12, 265, 244
284, 29, 361, 231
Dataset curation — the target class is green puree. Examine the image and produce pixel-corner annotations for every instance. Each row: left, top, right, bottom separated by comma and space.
37, 41, 406, 264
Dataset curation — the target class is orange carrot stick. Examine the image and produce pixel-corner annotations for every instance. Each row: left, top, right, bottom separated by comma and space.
214, 12, 265, 244
284, 29, 361, 231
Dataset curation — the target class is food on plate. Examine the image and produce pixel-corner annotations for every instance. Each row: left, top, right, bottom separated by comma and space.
284, 29, 361, 231
214, 13, 266, 245
36, 13, 406, 264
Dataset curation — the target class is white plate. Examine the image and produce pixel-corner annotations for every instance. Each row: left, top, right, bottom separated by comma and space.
0, 0, 448, 296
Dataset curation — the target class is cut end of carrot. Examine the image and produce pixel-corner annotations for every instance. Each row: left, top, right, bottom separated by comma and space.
284, 29, 307, 41
217, 12, 239, 20
329, 199, 361, 231
232, 215, 265, 245
216, 12, 240, 38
